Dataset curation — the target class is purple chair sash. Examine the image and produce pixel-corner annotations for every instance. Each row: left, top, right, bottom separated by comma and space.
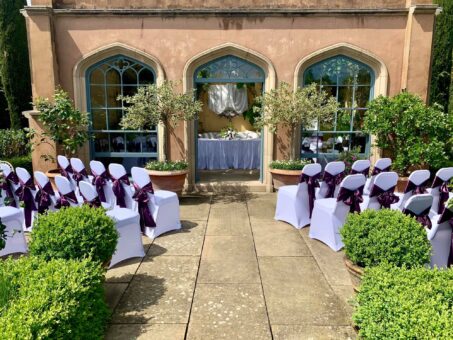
35, 181, 55, 214
369, 184, 399, 209
112, 174, 130, 208
0, 172, 19, 207
55, 191, 78, 209
60, 164, 73, 180
337, 185, 364, 213
404, 179, 428, 195
92, 171, 110, 203
133, 182, 156, 232
72, 168, 88, 186
299, 173, 320, 218
323, 171, 344, 198
371, 165, 391, 176
81, 193, 102, 208
15, 178, 37, 228
431, 176, 451, 214
351, 167, 370, 177
403, 207, 432, 229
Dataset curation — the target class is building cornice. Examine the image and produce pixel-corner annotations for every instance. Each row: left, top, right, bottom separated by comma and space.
23, 7, 416, 17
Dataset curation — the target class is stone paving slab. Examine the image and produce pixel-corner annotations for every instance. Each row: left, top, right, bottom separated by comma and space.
201, 236, 256, 261
180, 196, 211, 221
112, 256, 199, 324
259, 257, 350, 326
105, 282, 128, 312
206, 206, 252, 237
105, 324, 187, 340
197, 257, 261, 284
246, 194, 277, 221
252, 222, 311, 257
272, 325, 356, 339
187, 283, 271, 339
299, 228, 352, 286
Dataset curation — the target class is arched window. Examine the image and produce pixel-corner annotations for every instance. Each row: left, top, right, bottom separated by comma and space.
300, 55, 374, 162
86, 55, 157, 169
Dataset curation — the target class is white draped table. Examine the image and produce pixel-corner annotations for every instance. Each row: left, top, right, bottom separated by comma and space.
197, 138, 261, 170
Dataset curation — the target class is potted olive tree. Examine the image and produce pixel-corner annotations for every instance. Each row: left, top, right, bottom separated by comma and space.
363, 91, 452, 192
119, 81, 202, 195
31, 88, 90, 184
254, 82, 338, 189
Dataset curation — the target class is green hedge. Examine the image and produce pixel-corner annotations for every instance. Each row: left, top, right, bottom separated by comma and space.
29, 205, 118, 265
4, 155, 32, 173
0, 257, 109, 339
0, 129, 29, 158
340, 209, 431, 268
354, 264, 453, 339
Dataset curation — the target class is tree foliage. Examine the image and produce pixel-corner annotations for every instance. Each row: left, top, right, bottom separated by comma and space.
363, 91, 452, 175
430, 0, 453, 113
0, 0, 31, 129
254, 82, 338, 160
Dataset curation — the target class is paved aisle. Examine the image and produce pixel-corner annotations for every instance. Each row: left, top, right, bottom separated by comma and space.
105, 194, 356, 339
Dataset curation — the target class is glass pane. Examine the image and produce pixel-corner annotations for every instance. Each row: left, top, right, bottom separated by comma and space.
357, 67, 372, 85
319, 132, 335, 153
353, 109, 366, 130
338, 86, 354, 109
319, 115, 334, 131
355, 86, 371, 108
90, 85, 105, 108
111, 133, 125, 152
139, 69, 155, 85
106, 86, 121, 107
126, 133, 141, 152
333, 133, 351, 153
351, 133, 368, 153
122, 68, 137, 85
143, 133, 158, 153
304, 65, 322, 85
105, 69, 121, 84
122, 86, 138, 98
94, 133, 109, 152
91, 109, 107, 130
336, 110, 352, 131
90, 69, 104, 84
301, 132, 321, 154
108, 109, 122, 130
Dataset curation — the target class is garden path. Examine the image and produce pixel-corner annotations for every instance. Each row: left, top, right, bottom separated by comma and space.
104, 193, 356, 339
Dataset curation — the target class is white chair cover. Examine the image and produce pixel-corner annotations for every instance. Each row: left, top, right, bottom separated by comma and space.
54, 176, 82, 207
316, 161, 345, 199
108, 163, 135, 210
79, 181, 112, 210
70, 157, 93, 182
427, 213, 452, 269
0, 164, 20, 207
429, 167, 453, 216
58, 155, 77, 190
360, 172, 399, 211
78, 181, 144, 267
392, 169, 430, 210
403, 194, 433, 216
364, 158, 392, 195
34, 171, 59, 211
275, 163, 322, 229
131, 167, 181, 239
90, 160, 116, 207
16, 167, 38, 231
309, 174, 366, 251
351, 159, 371, 175
0, 206, 28, 257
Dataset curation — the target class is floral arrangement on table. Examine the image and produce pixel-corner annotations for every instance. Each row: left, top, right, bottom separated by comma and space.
338, 147, 365, 173
220, 124, 237, 140
145, 160, 188, 171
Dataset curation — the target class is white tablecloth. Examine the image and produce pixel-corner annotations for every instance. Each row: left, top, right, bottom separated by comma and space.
198, 138, 261, 170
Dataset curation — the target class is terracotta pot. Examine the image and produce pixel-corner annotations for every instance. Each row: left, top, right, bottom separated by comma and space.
45, 168, 60, 190
147, 169, 188, 196
270, 168, 302, 190
396, 176, 409, 193
344, 256, 364, 293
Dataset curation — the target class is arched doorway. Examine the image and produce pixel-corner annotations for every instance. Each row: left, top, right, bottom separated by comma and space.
193, 54, 265, 183
85, 54, 158, 171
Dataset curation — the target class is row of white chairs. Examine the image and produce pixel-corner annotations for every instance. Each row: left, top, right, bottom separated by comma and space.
275, 159, 453, 268
0, 156, 182, 267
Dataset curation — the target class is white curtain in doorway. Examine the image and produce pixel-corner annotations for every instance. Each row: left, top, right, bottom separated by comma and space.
208, 84, 248, 117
